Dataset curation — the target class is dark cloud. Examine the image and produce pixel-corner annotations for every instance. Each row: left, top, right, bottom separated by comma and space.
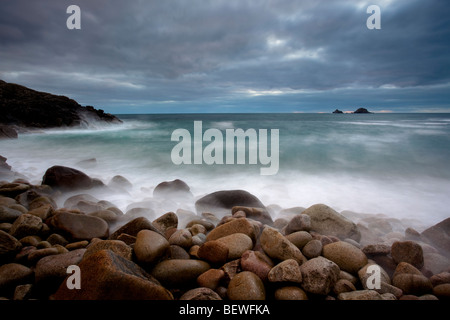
0, 0, 449, 113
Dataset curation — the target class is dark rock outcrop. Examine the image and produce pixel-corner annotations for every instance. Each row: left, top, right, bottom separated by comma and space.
353, 108, 372, 114
0, 79, 121, 128
332, 109, 344, 114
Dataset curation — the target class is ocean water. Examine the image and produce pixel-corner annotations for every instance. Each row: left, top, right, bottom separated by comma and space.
1, 113, 450, 228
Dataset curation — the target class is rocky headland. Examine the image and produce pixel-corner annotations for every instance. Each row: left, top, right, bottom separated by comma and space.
0, 159, 449, 301
0, 80, 121, 138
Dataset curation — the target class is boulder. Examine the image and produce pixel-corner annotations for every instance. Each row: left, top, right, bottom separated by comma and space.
240, 250, 274, 282
34, 248, 86, 294
206, 218, 257, 243
53, 250, 173, 300
421, 218, 450, 254
42, 166, 96, 191
153, 179, 192, 199
152, 212, 178, 235
9, 213, 43, 239
260, 226, 307, 265
195, 190, 271, 224
197, 240, 229, 264
302, 204, 361, 242
151, 259, 211, 288
83, 240, 132, 261
300, 256, 340, 295
268, 259, 302, 283
134, 230, 169, 265
215, 233, 253, 260
391, 240, 424, 269
0, 230, 22, 261
109, 216, 163, 239
48, 211, 109, 241
227, 271, 266, 300
0, 263, 34, 296
284, 214, 311, 234
322, 241, 368, 274
392, 274, 432, 295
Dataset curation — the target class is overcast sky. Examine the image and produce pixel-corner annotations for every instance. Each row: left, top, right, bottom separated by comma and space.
1, 0, 449, 113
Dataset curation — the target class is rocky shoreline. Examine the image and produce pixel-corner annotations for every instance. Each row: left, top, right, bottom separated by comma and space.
0, 159, 449, 301
0, 80, 122, 139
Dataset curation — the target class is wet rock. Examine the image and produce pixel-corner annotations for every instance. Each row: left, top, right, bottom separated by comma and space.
0, 230, 22, 261
240, 250, 274, 282
53, 250, 172, 300
215, 233, 253, 260
0, 205, 22, 222
338, 290, 383, 300
421, 218, 450, 254
284, 214, 311, 234
42, 166, 97, 191
0, 263, 33, 295
48, 211, 108, 241
197, 240, 229, 264
300, 256, 340, 295
153, 179, 193, 199
260, 226, 307, 265
322, 241, 368, 274
302, 204, 361, 242
392, 273, 432, 295
108, 175, 132, 190
195, 190, 269, 222
391, 240, 424, 269
285, 231, 312, 249
302, 239, 322, 259
34, 248, 85, 293
0, 126, 18, 139
268, 259, 302, 283
28, 247, 59, 264
9, 214, 43, 239
274, 286, 308, 300
168, 245, 190, 260
433, 283, 450, 299
134, 230, 169, 265
151, 259, 210, 288
430, 272, 450, 286
83, 240, 132, 261
109, 217, 162, 239
180, 287, 222, 300
0, 183, 30, 198
197, 269, 225, 290
13, 283, 33, 300
206, 218, 257, 243
227, 271, 266, 300
362, 243, 391, 256
169, 229, 193, 249
152, 212, 178, 235
333, 279, 356, 295
231, 206, 273, 225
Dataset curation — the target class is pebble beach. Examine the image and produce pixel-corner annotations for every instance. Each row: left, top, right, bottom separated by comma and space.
1, 159, 449, 301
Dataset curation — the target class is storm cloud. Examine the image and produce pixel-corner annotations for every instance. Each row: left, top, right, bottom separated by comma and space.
1, 0, 449, 113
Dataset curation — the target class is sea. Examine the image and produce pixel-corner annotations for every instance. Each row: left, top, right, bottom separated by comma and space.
1, 113, 450, 229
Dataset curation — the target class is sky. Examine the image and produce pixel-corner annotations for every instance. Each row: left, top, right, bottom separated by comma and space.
0, 0, 449, 114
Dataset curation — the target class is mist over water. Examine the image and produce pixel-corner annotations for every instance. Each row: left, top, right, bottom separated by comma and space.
1, 113, 450, 229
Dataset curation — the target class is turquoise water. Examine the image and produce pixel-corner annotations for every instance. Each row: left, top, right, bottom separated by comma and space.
1, 113, 450, 226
